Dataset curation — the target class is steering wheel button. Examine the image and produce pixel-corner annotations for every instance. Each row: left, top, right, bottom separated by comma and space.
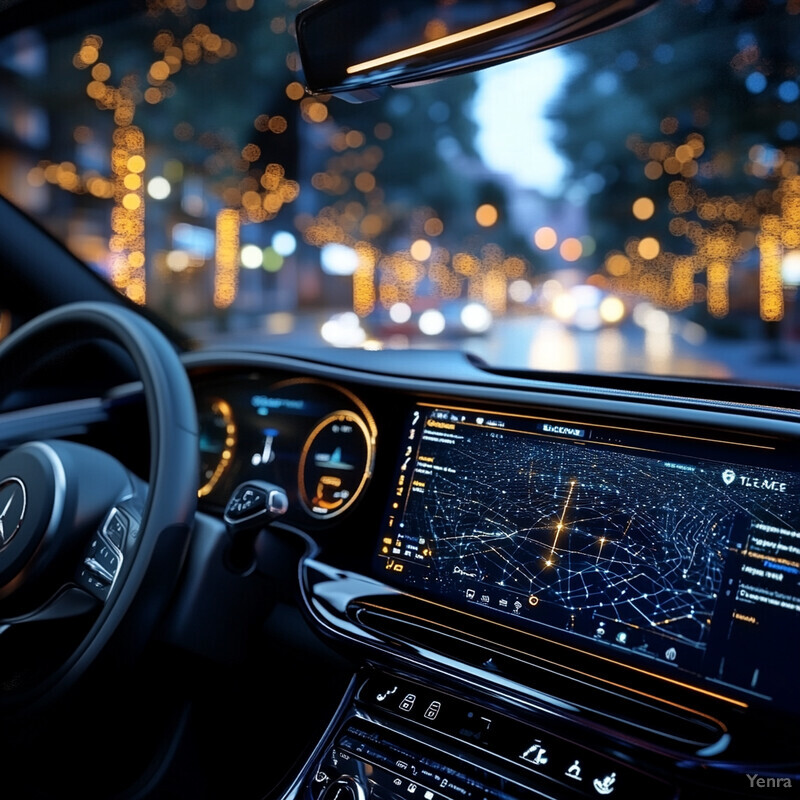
102, 509, 127, 549
79, 522, 123, 601
84, 557, 115, 584
78, 568, 110, 599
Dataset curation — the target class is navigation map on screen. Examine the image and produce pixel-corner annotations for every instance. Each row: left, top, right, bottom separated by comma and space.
376, 405, 800, 703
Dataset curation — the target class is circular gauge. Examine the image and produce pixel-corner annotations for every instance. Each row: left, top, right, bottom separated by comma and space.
198, 398, 236, 498
299, 410, 374, 518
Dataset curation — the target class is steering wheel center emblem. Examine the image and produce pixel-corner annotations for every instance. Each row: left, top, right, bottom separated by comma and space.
0, 477, 27, 551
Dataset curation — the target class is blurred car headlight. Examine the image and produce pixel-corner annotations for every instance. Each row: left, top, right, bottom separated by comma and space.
321, 311, 367, 346
460, 302, 493, 333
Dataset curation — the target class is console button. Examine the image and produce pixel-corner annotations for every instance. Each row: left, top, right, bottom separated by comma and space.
564, 758, 584, 783
424, 701, 442, 720
374, 684, 400, 704
322, 777, 366, 800
519, 739, 551, 769
590, 769, 617, 796
359, 674, 674, 800
399, 693, 417, 712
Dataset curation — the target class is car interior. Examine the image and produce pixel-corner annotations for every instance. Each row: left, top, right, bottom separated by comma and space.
0, 0, 798, 799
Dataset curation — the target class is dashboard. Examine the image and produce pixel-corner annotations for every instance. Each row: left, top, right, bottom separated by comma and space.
195, 374, 376, 521
185, 350, 800, 800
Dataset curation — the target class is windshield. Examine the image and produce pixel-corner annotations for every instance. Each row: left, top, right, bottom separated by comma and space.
1, 0, 799, 386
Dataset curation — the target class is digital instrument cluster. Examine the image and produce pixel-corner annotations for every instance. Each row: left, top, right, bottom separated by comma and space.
195, 375, 376, 521
375, 402, 800, 713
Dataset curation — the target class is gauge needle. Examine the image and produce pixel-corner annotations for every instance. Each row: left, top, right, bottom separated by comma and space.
261, 433, 274, 464
252, 429, 278, 467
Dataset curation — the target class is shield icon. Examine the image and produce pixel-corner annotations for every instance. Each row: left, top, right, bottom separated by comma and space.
722, 469, 736, 486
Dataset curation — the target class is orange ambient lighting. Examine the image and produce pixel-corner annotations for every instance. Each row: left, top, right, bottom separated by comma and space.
346, 2, 557, 75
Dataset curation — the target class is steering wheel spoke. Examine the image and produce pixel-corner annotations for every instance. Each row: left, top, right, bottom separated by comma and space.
0, 397, 110, 449
0, 585, 99, 633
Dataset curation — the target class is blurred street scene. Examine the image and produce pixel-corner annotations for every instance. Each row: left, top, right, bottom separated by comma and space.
2, 0, 800, 388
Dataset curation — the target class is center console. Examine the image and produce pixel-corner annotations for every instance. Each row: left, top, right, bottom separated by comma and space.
284, 392, 800, 800
301, 669, 675, 800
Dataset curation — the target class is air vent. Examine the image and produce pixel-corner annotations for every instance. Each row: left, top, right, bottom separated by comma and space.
353, 601, 728, 753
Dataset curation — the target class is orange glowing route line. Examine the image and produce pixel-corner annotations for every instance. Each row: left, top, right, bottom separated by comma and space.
651, 614, 695, 626
550, 480, 575, 559
346, 2, 557, 75
360, 597, 743, 718
596, 536, 605, 562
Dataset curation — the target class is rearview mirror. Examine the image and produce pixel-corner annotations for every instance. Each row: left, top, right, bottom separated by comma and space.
296, 0, 658, 101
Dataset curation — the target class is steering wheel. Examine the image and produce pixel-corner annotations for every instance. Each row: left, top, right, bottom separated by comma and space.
0, 301, 198, 713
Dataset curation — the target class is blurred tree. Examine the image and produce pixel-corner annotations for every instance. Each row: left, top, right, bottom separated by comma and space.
306, 75, 487, 242
7, 0, 538, 320
548, 0, 800, 321
299, 73, 538, 313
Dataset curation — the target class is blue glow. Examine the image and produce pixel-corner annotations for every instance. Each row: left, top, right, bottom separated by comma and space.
653, 44, 674, 64
745, 72, 767, 94
778, 80, 800, 103
616, 50, 638, 71
594, 71, 619, 96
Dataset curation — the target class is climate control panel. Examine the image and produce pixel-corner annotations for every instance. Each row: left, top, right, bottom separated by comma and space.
303, 672, 672, 800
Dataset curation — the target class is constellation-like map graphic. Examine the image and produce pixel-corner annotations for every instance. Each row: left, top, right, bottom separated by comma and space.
385, 416, 799, 664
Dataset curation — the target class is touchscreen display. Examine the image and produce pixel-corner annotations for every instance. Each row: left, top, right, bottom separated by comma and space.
375, 404, 800, 709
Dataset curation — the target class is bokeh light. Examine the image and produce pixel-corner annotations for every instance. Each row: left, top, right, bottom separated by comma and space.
534, 226, 558, 250
147, 176, 171, 199
475, 204, 498, 227
419, 309, 446, 335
